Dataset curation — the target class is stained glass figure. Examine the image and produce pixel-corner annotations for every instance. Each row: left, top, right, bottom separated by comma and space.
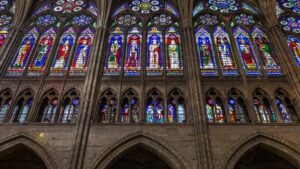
99, 98, 117, 123
279, 0, 300, 14
234, 13, 255, 26
253, 98, 276, 123
33, 3, 51, 16
206, 97, 225, 123
165, 2, 179, 17
36, 14, 57, 27
116, 14, 137, 26
104, 27, 123, 76
146, 102, 164, 123
196, 27, 217, 76
167, 103, 176, 123
287, 35, 300, 67
50, 27, 76, 77
53, 0, 86, 14
27, 28, 56, 77
213, 26, 238, 76
234, 27, 260, 76
125, 27, 141, 76
0, 103, 9, 122
129, 0, 162, 14
193, 2, 204, 16
7, 28, 39, 77
198, 14, 219, 26
280, 16, 300, 34
70, 28, 93, 76
62, 98, 79, 123
72, 14, 93, 26
166, 27, 183, 76
276, 99, 292, 123
228, 97, 247, 123
208, 0, 239, 13
120, 97, 139, 123
251, 26, 282, 76
147, 27, 163, 76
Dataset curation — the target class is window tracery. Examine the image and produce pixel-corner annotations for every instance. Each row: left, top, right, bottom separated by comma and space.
146, 89, 164, 123
194, 0, 282, 77
10, 89, 33, 123
97, 90, 117, 123
227, 89, 248, 123
253, 89, 276, 123
0, 89, 12, 123
206, 89, 225, 123
0, 0, 15, 48
37, 90, 59, 123
275, 89, 299, 123
59, 89, 80, 123
106, 0, 182, 77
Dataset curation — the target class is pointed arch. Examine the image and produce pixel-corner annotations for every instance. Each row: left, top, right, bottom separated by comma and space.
167, 88, 186, 123
146, 88, 164, 123
0, 132, 58, 169
36, 88, 59, 123
227, 88, 249, 123
120, 88, 139, 123
253, 88, 276, 123
221, 132, 300, 169
89, 132, 191, 169
206, 88, 226, 123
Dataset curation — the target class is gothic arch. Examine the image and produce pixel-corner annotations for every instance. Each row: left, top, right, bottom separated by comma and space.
0, 132, 58, 169
221, 132, 300, 169
89, 132, 191, 169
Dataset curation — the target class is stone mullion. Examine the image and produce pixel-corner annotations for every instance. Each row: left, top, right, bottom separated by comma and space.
268, 26, 300, 102
70, 27, 106, 169
182, 26, 213, 169
140, 29, 147, 122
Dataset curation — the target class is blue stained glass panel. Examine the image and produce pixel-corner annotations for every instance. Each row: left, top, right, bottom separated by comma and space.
208, 0, 239, 13
125, 27, 141, 76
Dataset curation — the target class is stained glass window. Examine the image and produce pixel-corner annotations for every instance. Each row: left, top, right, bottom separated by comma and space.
253, 98, 276, 123
234, 13, 255, 26
147, 27, 163, 76
198, 14, 219, 26
7, 28, 39, 77
206, 97, 225, 123
242, 2, 259, 14
62, 98, 79, 123
70, 27, 94, 76
104, 27, 123, 76
196, 27, 218, 76
121, 96, 139, 123
228, 97, 248, 123
146, 90, 164, 123
214, 26, 238, 76
193, 2, 204, 16
280, 16, 300, 34
129, 0, 162, 14
41, 99, 58, 123
0, 104, 9, 122
99, 97, 117, 123
251, 26, 282, 76
53, 0, 86, 14
87, 2, 98, 16
71, 14, 93, 26
0, 0, 15, 48
275, 99, 292, 123
116, 14, 137, 26
279, 0, 300, 14
167, 90, 185, 123
153, 14, 172, 26
112, 3, 126, 17
234, 26, 261, 76
50, 27, 76, 77
125, 27, 141, 76
166, 27, 183, 76
36, 14, 58, 27
27, 28, 57, 77
287, 35, 300, 67
208, 0, 239, 13
33, 3, 51, 16
165, 3, 179, 17
17, 98, 33, 123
